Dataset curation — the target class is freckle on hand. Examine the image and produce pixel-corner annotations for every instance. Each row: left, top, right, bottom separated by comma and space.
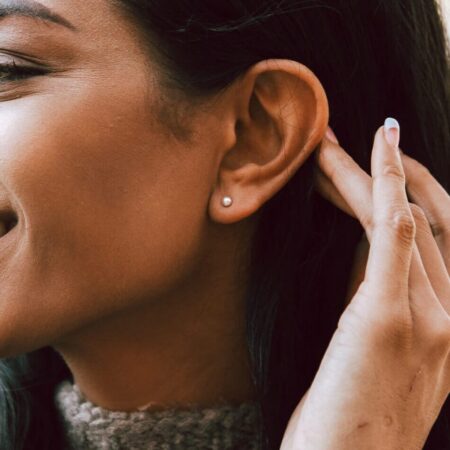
383, 415, 393, 427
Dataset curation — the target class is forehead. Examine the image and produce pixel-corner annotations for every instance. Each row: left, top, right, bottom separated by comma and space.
0, 0, 155, 69
0, 0, 129, 34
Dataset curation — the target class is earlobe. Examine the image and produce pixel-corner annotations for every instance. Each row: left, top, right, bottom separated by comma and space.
209, 58, 329, 225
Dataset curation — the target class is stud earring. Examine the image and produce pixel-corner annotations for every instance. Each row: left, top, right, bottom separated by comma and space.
221, 196, 233, 207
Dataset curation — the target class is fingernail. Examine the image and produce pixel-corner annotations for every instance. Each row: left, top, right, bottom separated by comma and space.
325, 126, 339, 144
383, 117, 400, 149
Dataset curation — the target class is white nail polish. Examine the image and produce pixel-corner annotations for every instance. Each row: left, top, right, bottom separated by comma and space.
384, 117, 400, 148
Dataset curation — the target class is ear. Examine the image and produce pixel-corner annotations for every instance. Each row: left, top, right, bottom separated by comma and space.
208, 59, 329, 224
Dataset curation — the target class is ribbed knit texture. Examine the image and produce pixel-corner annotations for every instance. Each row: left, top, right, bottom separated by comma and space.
54, 380, 263, 450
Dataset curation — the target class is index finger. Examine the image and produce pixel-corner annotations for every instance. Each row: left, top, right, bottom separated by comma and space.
364, 119, 417, 298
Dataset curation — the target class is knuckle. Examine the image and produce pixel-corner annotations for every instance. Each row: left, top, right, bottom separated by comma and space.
383, 308, 414, 341
409, 203, 427, 222
327, 163, 340, 186
408, 202, 450, 239
409, 203, 431, 234
328, 154, 352, 185
353, 288, 414, 349
393, 211, 416, 242
382, 164, 405, 181
378, 210, 416, 243
377, 316, 414, 352
426, 314, 450, 354
430, 218, 450, 240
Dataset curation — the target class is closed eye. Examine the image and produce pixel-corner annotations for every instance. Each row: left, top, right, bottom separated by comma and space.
0, 60, 48, 82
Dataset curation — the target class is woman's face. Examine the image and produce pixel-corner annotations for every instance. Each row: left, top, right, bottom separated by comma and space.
0, 0, 230, 356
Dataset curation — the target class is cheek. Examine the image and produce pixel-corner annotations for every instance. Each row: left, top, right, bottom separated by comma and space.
0, 87, 211, 355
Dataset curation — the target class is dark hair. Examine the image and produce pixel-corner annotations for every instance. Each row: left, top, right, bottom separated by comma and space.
1, 1, 449, 449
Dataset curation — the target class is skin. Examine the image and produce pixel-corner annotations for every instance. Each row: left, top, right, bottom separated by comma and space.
281, 126, 450, 449
0, 0, 329, 411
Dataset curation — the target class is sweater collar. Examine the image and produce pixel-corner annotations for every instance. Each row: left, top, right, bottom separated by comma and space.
54, 380, 263, 449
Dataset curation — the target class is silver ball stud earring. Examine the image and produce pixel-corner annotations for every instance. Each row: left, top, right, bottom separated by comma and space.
221, 196, 233, 207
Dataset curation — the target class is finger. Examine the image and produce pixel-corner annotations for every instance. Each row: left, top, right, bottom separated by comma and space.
407, 241, 446, 322
409, 204, 450, 314
316, 136, 374, 240
400, 150, 450, 273
316, 134, 449, 308
364, 119, 430, 301
315, 165, 450, 309
313, 166, 354, 217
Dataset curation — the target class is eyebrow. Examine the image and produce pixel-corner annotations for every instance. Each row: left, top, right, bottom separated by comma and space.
0, 0, 77, 31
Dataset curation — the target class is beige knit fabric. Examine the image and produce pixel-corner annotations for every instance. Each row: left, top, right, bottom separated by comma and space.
54, 380, 263, 450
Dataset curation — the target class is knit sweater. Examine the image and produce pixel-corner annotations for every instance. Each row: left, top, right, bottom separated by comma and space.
53, 380, 263, 450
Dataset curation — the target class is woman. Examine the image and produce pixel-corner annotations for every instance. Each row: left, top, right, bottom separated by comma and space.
0, 0, 448, 449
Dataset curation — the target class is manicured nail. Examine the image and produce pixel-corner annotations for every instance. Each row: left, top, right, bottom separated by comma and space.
384, 117, 400, 149
325, 126, 339, 144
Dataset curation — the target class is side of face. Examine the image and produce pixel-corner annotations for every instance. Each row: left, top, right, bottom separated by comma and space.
0, 0, 225, 355
0, 0, 329, 357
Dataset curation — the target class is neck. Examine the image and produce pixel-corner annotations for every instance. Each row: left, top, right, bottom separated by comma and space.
52, 226, 257, 412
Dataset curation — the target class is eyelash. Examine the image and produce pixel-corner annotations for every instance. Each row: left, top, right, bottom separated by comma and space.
0, 60, 47, 82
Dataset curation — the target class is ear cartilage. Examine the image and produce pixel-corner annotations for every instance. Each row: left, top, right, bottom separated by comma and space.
221, 196, 233, 207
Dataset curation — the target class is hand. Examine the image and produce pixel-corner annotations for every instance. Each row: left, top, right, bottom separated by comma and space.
280, 120, 450, 450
